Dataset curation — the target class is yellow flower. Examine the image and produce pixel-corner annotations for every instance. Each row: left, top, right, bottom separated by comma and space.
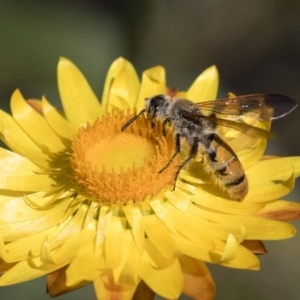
0, 57, 299, 300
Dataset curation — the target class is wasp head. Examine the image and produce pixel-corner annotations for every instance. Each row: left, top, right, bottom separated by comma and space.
146, 94, 170, 120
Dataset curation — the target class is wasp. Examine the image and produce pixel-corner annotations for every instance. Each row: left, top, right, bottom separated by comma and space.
122, 94, 297, 201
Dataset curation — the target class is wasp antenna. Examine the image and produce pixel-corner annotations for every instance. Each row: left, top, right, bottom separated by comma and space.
121, 109, 146, 131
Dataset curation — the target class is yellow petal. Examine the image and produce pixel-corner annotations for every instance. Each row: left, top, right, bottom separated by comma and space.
112, 231, 140, 286
143, 237, 176, 269
0, 259, 59, 285
0, 198, 70, 241
187, 65, 219, 102
42, 96, 77, 141
169, 188, 264, 216
140, 242, 183, 299
104, 216, 127, 269
123, 205, 145, 254
289, 157, 300, 177
179, 256, 215, 300
142, 214, 177, 260
10, 90, 65, 152
0, 148, 55, 192
95, 206, 111, 248
0, 194, 51, 224
41, 206, 95, 265
249, 157, 295, 183
246, 159, 295, 202
209, 237, 237, 264
176, 235, 215, 263
57, 57, 102, 126
149, 199, 177, 233
262, 156, 300, 177
247, 173, 294, 202
135, 66, 166, 112
255, 200, 300, 222
226, 216, 296, 240
1, 225, 58, 261
217, 234, 238, 262
66, 241, 102, 285
167, 190, 246, 242
101, 57, 140, 112
162, 201, 215, 251
220, 244, 260, 270
191, 203, 296, 240
0, 109, 48, 167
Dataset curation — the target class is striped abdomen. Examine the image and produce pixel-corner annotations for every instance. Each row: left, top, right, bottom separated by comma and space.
204, 134, 248, 201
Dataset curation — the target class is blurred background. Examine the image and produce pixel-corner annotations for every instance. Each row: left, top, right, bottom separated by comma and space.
0, 0, 300, 299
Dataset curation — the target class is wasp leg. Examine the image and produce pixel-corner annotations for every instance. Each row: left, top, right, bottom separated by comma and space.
172, 137, 200, 190
162, 117, 172, 136
158, 132, 181, 173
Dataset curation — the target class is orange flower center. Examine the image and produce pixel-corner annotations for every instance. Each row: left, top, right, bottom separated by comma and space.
71, 110, 180, 204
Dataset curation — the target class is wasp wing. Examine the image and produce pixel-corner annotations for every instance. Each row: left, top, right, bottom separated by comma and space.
201, 116, 275, 139
196, 94, 297, 121
185, 114, 274, 139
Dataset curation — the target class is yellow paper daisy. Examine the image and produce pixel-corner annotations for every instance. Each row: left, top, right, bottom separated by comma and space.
0, 57, 299, 300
